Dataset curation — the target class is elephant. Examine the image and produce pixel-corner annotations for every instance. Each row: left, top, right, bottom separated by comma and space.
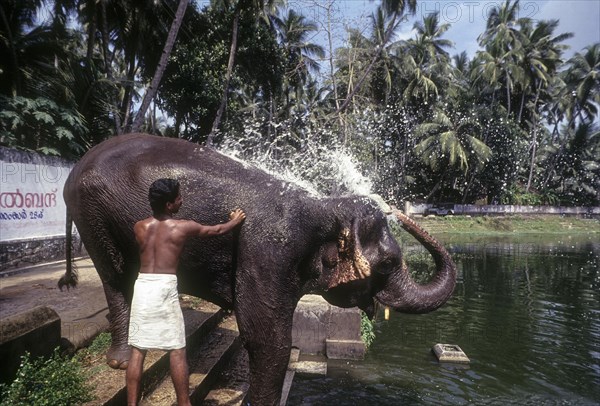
59, 133, 456, 405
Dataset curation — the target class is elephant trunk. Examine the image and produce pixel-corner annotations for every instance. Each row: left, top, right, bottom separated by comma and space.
375, 210, 457, 314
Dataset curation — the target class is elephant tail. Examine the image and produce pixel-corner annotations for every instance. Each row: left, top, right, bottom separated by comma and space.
58, 208, 78, 291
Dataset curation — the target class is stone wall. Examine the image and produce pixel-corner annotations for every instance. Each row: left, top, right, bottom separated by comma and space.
0, 306, 62, 384
405, 201, 600, 217
0, 236, 85, 272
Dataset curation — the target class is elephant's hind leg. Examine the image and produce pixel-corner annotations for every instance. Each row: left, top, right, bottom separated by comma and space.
103, 280, 134, 369
84, 230, 135, 370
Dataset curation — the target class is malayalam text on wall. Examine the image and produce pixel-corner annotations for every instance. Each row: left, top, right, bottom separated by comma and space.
0, 160, 71, 241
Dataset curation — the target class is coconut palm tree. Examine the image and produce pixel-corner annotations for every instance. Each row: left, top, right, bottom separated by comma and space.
514, 18, 572, 192
415, 107, 491, 173
476, 0, 524, 117
271, 9, 324, 113
0, 1, 95, 156
336, 0, 416, 114
411, 12, 453, 63
400, 12, 454, 105
335, 6, 401, 109
546, 122, 600, 205
538, 44, 599, 195
0, 0, 63, 97
450, 51, 475, 100
516, 19, 571, 124
414, 106, 492, 201
478, 0, 522, 48
57, 0, 176, 133
563, 43, 600, 127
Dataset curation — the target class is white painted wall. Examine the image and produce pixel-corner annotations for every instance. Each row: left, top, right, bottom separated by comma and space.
1, 150, 73, 242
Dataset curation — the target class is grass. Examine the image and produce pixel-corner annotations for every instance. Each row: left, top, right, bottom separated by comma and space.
390, 214, 599, 247
73, 332, 113, 383
411, 215, 599, 236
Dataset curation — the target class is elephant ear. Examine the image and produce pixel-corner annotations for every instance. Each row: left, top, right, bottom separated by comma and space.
325, 219, 372, 289
337, 227, 353, 259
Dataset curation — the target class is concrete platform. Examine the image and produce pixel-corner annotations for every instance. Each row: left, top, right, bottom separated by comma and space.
0, 258, 108, 349
292, 294, 365, 360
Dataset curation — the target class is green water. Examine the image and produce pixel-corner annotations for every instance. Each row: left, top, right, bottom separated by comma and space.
288, 235, 600, 405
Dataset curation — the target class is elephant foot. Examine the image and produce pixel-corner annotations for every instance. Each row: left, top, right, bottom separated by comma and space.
106, 344, 131, 370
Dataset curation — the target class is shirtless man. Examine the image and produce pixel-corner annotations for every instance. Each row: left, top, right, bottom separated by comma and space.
126, 178, 245, 406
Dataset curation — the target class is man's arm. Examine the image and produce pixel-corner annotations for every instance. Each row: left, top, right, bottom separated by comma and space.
184, 209, 246, 238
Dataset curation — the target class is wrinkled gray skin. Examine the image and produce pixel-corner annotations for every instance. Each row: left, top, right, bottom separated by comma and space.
60, 133, 456, 405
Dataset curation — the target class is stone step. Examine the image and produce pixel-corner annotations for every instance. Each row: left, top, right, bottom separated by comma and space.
84, 299, 225, 406
204, 346, 304, 406
203, 346, 250, 406
140, 315, 241, 406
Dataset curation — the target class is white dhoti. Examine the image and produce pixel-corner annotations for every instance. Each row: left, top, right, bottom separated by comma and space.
128, 273, 186, 350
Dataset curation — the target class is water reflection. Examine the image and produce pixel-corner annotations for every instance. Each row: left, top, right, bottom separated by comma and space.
288, 235, 600, 405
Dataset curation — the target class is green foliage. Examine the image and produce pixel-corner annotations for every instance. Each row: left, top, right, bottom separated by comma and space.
1, 0, 598, 205
0, 95, 87, 158
0, 349, 94, 405
477, 108, 529, 203
500, 185, 560, 206
414, 106, 491, 173
86, 332, 112, 355
360, 311, 376, 349
75, 332, 112, 365
158, 5, 285, 140
403, 251, 437, 283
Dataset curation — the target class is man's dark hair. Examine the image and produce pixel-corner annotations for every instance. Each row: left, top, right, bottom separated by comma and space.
148, 178, 180, 214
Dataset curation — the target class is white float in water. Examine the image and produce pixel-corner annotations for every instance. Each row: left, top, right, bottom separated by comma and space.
432, 343, 470, 364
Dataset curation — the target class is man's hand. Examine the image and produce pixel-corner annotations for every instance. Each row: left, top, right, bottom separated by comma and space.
229, 209, 246, 224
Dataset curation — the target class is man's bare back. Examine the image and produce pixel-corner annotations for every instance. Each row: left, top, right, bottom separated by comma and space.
134, 201, 246, 275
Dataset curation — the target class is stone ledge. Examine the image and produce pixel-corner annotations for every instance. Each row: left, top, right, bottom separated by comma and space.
0, 306, 62, 384
292, 295, 365, 360
326, 339, 366, 360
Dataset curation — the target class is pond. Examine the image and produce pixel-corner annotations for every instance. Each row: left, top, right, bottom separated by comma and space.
288, 234, 600, 405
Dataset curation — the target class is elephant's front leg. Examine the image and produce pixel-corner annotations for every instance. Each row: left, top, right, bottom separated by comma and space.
236, 299, 295, 405
243, 336, 292, 405
103, 281, 132, 369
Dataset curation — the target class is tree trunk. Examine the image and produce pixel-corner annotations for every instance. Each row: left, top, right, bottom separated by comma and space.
525, 86, 542, 192
0, 6, 21, 96
268, 89, 274, 139
505, 76, 511, 118
99, 1, 122, 134
319, 0, 341, 115
174, 113, 183, 138
86, 10, 96, 62
462, 170, 477, 204
208, 9, 240, 146
120, 57, 136, 132
517, 89, 526, 124
131, 0, 189, 133
426, 177, 444, 203
336, 14, 399, 115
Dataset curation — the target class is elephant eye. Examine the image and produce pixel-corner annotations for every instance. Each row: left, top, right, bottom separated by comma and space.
377, 258, 397, 274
